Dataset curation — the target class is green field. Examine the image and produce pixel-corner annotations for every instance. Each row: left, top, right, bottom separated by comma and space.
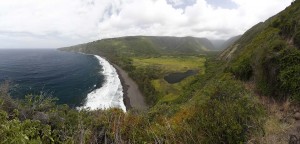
132, 56, 206, 103
132, 56, 206, 73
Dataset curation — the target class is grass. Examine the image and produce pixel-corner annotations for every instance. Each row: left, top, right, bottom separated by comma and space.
254, 99, 295, 143
132, 56, 206, 73
132, 56, 206, 104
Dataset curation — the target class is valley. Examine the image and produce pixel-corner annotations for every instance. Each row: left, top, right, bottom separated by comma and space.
0, 1, 299, 143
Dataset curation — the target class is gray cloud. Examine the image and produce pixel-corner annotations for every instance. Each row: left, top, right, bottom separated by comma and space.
0, 0, 293, 48
166, 0, 196, 9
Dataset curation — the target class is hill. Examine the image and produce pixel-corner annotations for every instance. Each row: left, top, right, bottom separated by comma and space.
61, 36, 216, 57
1, 1, 299, 143
220, 0, 300, 101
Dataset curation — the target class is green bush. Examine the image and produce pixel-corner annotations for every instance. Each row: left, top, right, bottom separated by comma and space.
294, 32, 300, 47
230, 57, 253, 81
271, 39, 287, 52
278, 48, 300, 101
0, 110, 54, 143
189, 74, 265, 143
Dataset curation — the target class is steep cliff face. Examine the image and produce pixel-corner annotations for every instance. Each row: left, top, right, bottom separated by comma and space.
220, 0, 300, 101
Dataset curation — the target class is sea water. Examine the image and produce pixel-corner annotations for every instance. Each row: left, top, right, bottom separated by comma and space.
0, 49, 125, 111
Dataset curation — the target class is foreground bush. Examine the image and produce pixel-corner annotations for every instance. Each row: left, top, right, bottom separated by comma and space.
188, 74, 265, 143
0, 72, 265, 143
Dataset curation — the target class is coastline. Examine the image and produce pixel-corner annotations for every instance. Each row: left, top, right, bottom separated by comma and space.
62, 50, 147, 111
113, 65, 132, 110
112, 64, 148, 111
79, 55, 126, 112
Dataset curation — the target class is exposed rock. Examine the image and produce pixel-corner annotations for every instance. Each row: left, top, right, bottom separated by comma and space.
294, 112, 300, 121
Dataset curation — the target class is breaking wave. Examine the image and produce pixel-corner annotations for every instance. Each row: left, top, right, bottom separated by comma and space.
79, 55, 126, 112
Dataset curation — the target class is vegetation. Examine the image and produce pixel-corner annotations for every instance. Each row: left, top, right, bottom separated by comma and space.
61, 36, 214, 106
132, 56, 205, 73
221, 0, 300, 102
0, 58, 266, 143
188, 74, 265, 143
2, 1, 300, 143
61, 36, 216, 57
60, 36, 218, 106
131, 56, 205, 104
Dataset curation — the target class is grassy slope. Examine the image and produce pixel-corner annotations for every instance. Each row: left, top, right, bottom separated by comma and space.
220, 0, 300, 101
218, 1, 300, 142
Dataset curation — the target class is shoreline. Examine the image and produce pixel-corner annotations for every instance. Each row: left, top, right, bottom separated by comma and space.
113, 64, 132, 110
112, 64, 148, 111
80, 55, 126, 112
64, 50, 147, 111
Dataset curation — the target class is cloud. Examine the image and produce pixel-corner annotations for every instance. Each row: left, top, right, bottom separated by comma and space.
0, 0, 114, 48
166, 0, 196, 8
0, 0, 293, 48
205, 0, 237, 9
97, 0, 292, 40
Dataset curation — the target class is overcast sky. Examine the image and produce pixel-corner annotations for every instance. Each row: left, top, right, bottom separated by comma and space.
0, 0, 292, 48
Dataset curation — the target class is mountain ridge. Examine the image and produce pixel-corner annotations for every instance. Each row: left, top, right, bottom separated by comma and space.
60, 36, 219, 57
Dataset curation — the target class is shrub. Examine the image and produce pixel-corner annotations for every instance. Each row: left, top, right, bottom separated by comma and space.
0, 110, 54, 143
189, 74, 265, 143
230, 57, 253, 81
278, 48, 300, 101
294, 32, 300, 48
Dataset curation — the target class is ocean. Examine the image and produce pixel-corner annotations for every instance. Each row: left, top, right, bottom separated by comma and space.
0, 49, 125, 111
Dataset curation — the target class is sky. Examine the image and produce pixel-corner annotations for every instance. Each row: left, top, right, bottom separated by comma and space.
0, 0, 292, 48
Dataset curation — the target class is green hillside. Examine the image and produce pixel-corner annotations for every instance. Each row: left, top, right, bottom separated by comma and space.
1, 1, 300, 143
220, 0, 300, 101
61, 36, 216, 57
61, 36, 218, 106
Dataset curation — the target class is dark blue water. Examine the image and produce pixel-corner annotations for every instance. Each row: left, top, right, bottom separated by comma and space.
0, 49, 104, 107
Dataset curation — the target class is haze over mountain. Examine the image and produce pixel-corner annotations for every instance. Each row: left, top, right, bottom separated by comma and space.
210, 35, 242, 50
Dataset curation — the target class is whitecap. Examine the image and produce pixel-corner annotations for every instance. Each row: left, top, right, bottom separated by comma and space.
78, 55, 126, 112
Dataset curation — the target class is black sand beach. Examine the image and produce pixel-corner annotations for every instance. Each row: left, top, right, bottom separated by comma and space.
113, 64, 148, 111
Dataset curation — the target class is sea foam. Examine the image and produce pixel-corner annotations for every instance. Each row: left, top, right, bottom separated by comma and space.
79, 55, 126, 112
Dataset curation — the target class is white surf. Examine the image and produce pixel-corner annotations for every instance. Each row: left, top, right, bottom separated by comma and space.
79, 55, 126, 112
